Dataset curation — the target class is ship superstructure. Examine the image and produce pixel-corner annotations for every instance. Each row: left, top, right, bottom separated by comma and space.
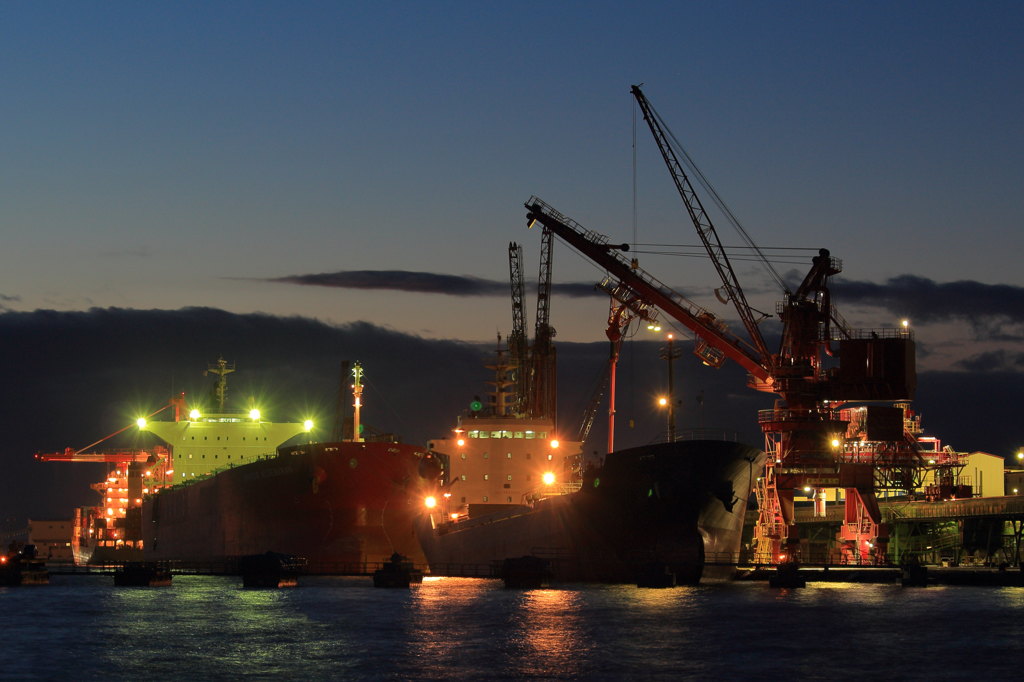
428, 345, 583, 521
138, 358, 311, 482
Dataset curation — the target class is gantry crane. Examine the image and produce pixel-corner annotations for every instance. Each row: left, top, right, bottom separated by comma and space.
527, 91, 920, 565
508, 242, 529, 416
528, 227, 558, 420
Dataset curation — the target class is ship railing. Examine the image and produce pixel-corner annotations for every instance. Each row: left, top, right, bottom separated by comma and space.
758, 407, 844, 424
833, 327, 914, 341
670, 428, 745, 443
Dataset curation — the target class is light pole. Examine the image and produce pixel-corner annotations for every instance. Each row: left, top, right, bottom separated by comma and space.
659, 334, 681, 442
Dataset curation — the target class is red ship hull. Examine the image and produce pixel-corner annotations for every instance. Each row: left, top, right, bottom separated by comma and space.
142, 441, 440, 569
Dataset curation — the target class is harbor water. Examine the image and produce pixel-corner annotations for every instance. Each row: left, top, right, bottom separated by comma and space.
3, 575, 1022, 680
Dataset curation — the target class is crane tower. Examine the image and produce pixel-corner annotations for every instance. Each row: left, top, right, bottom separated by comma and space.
526, 88, 920, 565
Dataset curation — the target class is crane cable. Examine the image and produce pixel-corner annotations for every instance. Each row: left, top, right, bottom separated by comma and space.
649, 106, 790, 294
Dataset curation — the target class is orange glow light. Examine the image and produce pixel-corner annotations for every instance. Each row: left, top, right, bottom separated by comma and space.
456, 438, 466, 447
549, 439, 559, 449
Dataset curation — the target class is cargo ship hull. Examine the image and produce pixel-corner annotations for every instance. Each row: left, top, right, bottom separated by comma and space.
143, 441, 440, 569
418, 439, 764, 584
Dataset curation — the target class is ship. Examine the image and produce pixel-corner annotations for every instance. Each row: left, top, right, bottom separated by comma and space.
35, 447, 174, 565
137, 359, 442, 569
39, 358, 441, 569
416, 347, 765, 585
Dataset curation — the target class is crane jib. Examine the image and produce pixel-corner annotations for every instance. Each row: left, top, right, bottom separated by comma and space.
524, 197, 771, 384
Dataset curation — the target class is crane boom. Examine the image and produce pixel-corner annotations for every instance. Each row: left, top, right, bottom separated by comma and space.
525, 196, 771, 383
630, 85, 772, 365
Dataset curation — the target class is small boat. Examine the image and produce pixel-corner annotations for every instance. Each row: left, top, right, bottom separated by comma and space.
0, 543, 49, 586
900, 559, 929, 588
373, 553, 422, 588
239, 551, 304, 588
114, 562, 172, 587
768, 562, 806, 588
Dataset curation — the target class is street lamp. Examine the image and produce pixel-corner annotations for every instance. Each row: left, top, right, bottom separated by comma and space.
659, 334, 681, 443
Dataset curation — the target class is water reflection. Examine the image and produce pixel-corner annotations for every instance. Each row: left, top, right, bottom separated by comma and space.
510, 588, 585, 677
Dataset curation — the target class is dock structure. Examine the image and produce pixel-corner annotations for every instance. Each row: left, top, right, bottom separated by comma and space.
745, 495, 1024, 567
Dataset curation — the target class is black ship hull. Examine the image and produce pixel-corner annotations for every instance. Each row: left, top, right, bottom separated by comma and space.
418, 439, 764, 584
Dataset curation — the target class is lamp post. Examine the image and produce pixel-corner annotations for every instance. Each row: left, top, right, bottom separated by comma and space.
659, 334, 681, 442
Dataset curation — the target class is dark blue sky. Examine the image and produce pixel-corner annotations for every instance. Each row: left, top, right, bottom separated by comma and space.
3, 2, 1022, 364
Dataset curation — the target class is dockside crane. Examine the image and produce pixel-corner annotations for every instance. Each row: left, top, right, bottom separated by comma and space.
527, 89, 920, 566
574, 276, 662, 453
508, 242, 529, 416
529, 227, 558, 420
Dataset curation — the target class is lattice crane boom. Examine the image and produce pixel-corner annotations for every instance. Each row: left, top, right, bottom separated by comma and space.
525, 196, 771, 384
508, 242, 529, 416
630, 85, 772, 365
529, 227, 557, 419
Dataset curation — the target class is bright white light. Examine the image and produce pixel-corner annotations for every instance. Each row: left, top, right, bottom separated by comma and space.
249, 408, 261, 421
542, 472, 556, 486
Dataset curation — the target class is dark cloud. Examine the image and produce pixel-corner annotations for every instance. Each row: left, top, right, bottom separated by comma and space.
953, 350, 1024, 373
0, 307, 764, 526
268, 270, 604, 298
831, 275, 1024, 337
2, 307, 1019, 534
273, 270, 507, 296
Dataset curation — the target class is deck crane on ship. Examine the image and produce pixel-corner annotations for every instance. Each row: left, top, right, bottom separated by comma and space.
525, 85, 921, 565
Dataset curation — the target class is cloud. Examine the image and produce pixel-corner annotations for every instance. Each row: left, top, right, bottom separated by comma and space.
267, 270, 605, 298
830, 275, 1024, 339
0, 293, 19, 312
3, 306, 1022, 534
953, 350, 1024, 373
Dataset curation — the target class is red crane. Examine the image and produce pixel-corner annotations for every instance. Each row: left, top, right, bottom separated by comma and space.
527, 89, 919, 565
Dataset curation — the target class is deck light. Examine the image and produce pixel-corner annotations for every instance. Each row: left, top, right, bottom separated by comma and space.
136, 417, 147, 429
249, 408, 261, 421
542, 472, 556, 486
424, 496, 437, 509
189, 409, 201, 420
303, 419, 314, 432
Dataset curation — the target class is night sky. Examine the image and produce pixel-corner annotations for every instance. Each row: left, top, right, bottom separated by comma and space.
2, 2, 1023, 528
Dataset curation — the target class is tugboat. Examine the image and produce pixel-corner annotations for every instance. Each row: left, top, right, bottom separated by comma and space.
113, 561, 172, 587
239, 551, 304, 588
373, 552, 422, 588
0, 543, 49, 586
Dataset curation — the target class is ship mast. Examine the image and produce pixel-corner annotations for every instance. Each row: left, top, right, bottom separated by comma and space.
351, 362, 364, 443
206, 357, 235, 412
